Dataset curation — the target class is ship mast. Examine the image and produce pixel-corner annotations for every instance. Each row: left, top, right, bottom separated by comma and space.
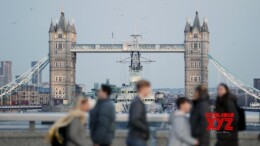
117, 35, 154, 85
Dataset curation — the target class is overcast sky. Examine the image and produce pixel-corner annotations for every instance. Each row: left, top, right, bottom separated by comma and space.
0, 0, 260, 91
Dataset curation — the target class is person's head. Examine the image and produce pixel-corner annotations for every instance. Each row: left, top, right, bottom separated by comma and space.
176, 97, 192, 113
136, 80, 151, 99
193, 84, 209, 100
97, 84, 112, 100
75, 97, 90, 112
217, 83, 229, 97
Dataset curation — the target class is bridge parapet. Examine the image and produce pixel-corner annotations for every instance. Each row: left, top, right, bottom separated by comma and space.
0, 113, 258, 131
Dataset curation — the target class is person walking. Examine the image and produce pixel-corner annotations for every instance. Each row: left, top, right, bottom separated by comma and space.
48, 97, 91, 146
89, 84, 116, 146
126, 80, 151, 146
168, 97, 199, 146
215, 83, 239, 146
190, 85, 211, 146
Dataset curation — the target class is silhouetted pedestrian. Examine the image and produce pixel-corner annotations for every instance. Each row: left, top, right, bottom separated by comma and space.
215, 83, 239, 146
168, 97, 199, 146
190, 85, 211, 146
89, 84, 116, 146
126, 80, 151, 146
48, 97, 91, 146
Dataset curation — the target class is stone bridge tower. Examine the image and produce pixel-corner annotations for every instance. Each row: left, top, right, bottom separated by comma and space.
184, 11, 209, 98
49, 11, 76, 109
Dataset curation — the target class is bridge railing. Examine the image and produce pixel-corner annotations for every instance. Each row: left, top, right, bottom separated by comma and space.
0, 113, 259, 131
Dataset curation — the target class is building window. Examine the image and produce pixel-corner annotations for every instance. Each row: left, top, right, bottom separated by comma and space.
58, 43, 63, 48
194, 77, 198, 82
58, 34, 62, 38
194, 43, 198, 49
194, 33, 198, 38
59, 76, 62, 82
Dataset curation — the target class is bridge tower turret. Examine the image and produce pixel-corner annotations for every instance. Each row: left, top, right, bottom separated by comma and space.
49, 11, 77, 111
184, 11, 209, 99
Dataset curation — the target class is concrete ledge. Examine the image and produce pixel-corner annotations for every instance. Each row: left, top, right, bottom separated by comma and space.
0, 130, 128, 146
0, 130, 259, 146
155, 130, 260, 146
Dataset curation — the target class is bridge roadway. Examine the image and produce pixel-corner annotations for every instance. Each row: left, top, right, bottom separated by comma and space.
0, 113, 259, 146
71, 44, 185, 53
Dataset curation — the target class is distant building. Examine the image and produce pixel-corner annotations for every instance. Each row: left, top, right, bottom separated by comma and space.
0, 75, 5, 87
254, 78, 260, 90
10, 84, 49, 106
0, 61, 12, 86
106, 78, 110, 85
31, 61, 42, 85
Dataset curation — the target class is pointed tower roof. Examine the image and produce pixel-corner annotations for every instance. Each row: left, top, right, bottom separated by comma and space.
202, 19, 209, 32
66, 21, 72, 33
49, 20, 55, 33
58, 11, 66, 31
184, 21, 191, 32
193, 11, 201, 29
71, 23, 76, 34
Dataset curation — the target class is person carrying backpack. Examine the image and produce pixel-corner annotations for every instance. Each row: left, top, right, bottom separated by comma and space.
215, 83, 240, 146
47, 97, 91, 146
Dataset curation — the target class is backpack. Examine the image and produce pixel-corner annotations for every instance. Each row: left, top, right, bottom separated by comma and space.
51, 125, 68, 146
236, 105, 246, 131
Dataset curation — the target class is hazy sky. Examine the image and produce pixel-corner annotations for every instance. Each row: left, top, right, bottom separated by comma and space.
0, 0, 260, 91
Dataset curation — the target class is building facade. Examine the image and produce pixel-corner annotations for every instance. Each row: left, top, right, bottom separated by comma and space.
31, 61, 42, 85
184, 11, 209, 98
10, 85, 49, 106
254, 78, 260, 90
49, 11, 77, 107
0, 61, 12, 86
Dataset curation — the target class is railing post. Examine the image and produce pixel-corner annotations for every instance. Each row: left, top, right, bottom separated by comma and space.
29, 121, 35, 132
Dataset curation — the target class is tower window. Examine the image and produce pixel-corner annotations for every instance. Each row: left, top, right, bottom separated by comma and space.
194, 43, 198, 49
194, 34, 198, 38
58, 43, 63, 48
58, 34, 63, 38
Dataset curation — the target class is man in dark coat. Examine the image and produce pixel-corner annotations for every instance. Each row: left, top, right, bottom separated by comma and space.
90, 84, 115, 146
126, 80, 151, 146
190, 85, 211, 146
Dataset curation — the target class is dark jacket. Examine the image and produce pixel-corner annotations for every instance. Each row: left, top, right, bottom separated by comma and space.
190, 97, 211, 146
89, 98, 116, 145
215, 94, 239, 146
127, 96, 150, 141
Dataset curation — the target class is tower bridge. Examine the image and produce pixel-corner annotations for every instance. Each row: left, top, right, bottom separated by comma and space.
0, 11, 259, 111
48, 11, 209, 108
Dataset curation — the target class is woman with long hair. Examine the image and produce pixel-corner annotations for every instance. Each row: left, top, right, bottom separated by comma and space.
215, 83, 239, 146
190, 84, 211, 146
47, 97, 91, 146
